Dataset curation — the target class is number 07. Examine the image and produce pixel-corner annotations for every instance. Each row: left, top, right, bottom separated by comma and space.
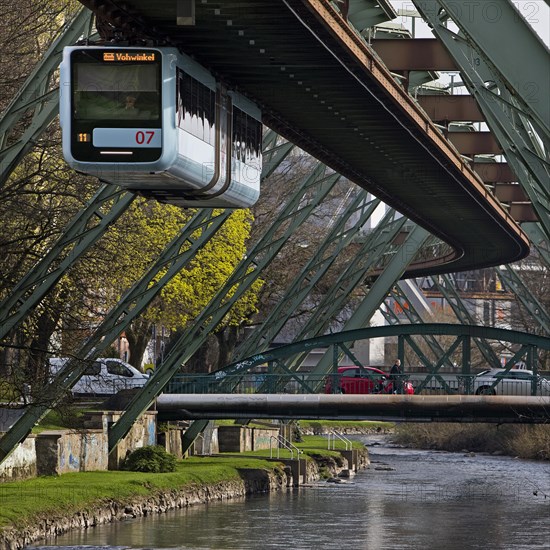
136, 130, 155, 144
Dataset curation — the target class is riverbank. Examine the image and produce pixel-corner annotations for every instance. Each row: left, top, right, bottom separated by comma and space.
0, 438, 369, 550
393, 423, 550, 460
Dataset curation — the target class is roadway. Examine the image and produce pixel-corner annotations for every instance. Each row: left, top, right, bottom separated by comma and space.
76, 0, 529, 275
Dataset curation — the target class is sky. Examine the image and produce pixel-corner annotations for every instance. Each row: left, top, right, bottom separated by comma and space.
388, 0, 550, 47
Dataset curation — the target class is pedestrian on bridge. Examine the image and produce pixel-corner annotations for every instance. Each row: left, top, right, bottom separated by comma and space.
390, 359, 403, 394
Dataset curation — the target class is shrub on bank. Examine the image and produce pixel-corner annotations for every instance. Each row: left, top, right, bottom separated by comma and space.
393, 423, 550, 460
122, 445, 178, 473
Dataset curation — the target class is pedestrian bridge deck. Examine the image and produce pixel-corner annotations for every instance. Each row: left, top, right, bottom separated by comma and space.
156, 393, 550, 424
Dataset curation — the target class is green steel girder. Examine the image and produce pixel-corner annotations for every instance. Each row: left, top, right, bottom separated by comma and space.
304, 223, 431, 382
0, 208, 231, 465
412, 0, 550, 241
522, 222, 550, 267
293, 211, 408, 344
467, 82, 550, 230
260, 133, 295, 180
413, 0, 549, 137
383, 285, 457, 391
0, 185, 134, 341
181, 419, 211, 453
496, 265, 550, 335
107, 162, 342, 451
270, 212, 411, 380
234, 192, 381, 359
407, 334, 462, 393
346, 0, 397, 31
0, 8, 94, 186
432, 274, 502, 366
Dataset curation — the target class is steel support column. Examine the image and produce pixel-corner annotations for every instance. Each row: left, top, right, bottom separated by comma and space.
305, 223, 431, 382
412, 0, 550, 240
0, 186, 134, 340
0, 8, 94, 186
414, 0, 549, 135
496, 266, 550, 335
235, 192, 381, 359
0, 209, 230, 464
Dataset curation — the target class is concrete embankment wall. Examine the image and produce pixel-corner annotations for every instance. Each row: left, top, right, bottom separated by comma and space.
0, 411, 157, 482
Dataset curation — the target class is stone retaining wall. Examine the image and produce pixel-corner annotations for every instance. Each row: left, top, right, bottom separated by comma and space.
0, 444, 369, 550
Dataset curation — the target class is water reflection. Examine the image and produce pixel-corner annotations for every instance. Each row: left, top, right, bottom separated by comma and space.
35, 437, 550, 550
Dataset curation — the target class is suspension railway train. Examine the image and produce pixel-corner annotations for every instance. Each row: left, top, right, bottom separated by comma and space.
60, 46, 263, 208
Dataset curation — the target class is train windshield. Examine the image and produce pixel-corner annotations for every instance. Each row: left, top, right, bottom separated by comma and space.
72, 52, 161, 122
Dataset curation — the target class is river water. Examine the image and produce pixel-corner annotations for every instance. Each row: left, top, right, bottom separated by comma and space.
34, 436, 550, 550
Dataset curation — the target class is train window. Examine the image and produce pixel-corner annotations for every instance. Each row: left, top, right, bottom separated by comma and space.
67, 49, 163, 164
177, 69, 216, 145
232, 108, 262, 163
73, 61, 160, 122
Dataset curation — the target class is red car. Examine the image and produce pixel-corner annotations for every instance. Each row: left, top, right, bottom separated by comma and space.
324, 366, 414, 395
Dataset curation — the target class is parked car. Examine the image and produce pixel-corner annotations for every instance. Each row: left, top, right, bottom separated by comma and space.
49, 357, 149, 395
473, 368, 550, 396
324, 366, 414, 395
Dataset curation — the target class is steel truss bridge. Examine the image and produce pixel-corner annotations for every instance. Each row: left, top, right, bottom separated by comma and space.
157, 324, 550, 425
0, 1, 549, 463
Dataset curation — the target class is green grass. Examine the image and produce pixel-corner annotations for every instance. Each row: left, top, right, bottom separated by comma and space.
218, 434, 364, 460
0, 456, 279, 530
296, 435, 363, 452
0, 430, 370, 532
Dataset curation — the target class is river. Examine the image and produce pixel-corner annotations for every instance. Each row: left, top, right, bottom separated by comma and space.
33, 436, 550, 550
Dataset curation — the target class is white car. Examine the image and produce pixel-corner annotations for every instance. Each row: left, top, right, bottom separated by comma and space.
49, 357, 149, 395
473, 368, 550, 396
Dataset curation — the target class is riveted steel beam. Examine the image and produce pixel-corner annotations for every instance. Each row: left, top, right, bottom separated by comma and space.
235, 191, 382, 359
412, 0, 550, 239
431, 274, 502, 366
473, 163, 516, 183
414, 0, 549, 137
304, 223, 431, 381
417, 95, 485, 123
497, 265, 550, 335
447, 132, 503, 156
371, 38, 457, 71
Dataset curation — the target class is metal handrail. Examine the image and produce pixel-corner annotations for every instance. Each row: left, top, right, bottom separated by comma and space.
328, 430, 352, 450
270, 434, 303, 460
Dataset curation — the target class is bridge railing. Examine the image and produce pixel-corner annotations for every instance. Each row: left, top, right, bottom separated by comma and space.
164, 372, 550, 397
